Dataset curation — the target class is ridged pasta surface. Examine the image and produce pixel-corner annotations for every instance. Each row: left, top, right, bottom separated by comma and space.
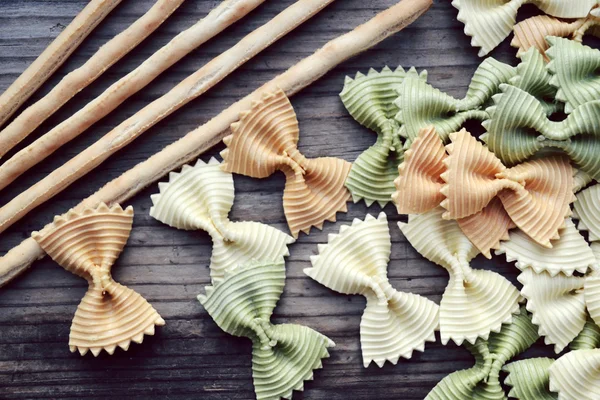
199, 261, 334, 400
503, 358, 557, 400
442, 129, 574, 251
32, 203, 164, 356
549, 349, 600, 400
518, 268, 587, 353
304, 213, 439, 367
547, 36, 600, 113
340, 66, 425, 206
400, 207, 521, 345
425, 308, 539, 400
451, 0, 597, 57
574, 183, 600, 242
482, 84, 600, 180
221, 88, 351, 237
150, 157, 294, 283
497, 219, 597, 276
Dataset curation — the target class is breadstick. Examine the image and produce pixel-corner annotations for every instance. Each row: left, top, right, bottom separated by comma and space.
0, 0, 186, 158
0, 0, 266, 188
0, 0, 335, 233
0, 0, 123, 129
0, 0, 433, 288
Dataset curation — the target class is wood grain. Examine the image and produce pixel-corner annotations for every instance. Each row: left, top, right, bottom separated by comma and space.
0, 0, 567, 398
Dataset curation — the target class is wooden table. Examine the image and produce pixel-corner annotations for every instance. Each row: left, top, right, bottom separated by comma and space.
0, 1, 560, 398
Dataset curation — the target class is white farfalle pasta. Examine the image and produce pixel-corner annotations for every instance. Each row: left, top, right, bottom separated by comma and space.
574, 183, 600, 242
511, 223, 600, 352
304, 212, 439, 368
150, 157, 294, 283
399, 206, 521, 345
496, 219, 597, 277
518, 268, 588, 353
451, 0, 598, 57
549, 349, 600, 400
574, 170, 595, 193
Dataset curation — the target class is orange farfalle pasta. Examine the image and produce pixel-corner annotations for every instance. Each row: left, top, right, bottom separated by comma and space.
393, 126, 575, 258
221, 88, 351, 238
392, 125, 446, 214
512, 13, 600, 60
393, 127, 515, 257
31, 203, 165, 356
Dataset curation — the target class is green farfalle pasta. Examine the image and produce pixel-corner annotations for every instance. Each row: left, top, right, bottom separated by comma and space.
340, 66, 426, 206
509, 47, 560, 115
395, 57, 515, 143
547, 36, 600, 113
395, 49, 557, 144
503, 321, 600, 400
150, 157, 294, 283
571, 317, 600, 350
198, 260, 334, 400
503, 358, 557, 400
451, 0, 598, 57
425, 307, 539, 400
482, 84, 600, 180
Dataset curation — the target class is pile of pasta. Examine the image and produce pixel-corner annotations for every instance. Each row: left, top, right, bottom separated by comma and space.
149, 157, 337, 400
451, 0, 600, 58
332, 35, 600, 399
20, 15, 600, 399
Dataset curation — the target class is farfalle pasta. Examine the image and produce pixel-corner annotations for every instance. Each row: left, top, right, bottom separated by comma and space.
394, 58, 514, 143
32, 203, 165, 356
482, 84, 600, 180
339, 66, 425, 206
510, 225, 600, 353
199, 260, 334, 400
503, 357, 556, 400
547, 37, 600, 113
425, 307, 539, 400
503, 320, 600, 400
221, 89, 351, 238
512, 13, 600, 61
399, 206, 521, 345
304, 213, 439, 367
495, 220, 598, 351
549, 349, 600, 400
574, 169, 595, 193
496, 219, 597, 277
149, 157, 294, 283
574, 183, 600, 242
451, 0, 598, 57
394, 49, 556, 144
518, 268, 593, 353
393, 126, 575, 258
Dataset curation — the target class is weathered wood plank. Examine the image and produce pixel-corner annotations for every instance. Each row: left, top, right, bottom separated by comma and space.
0, 0, 558, 399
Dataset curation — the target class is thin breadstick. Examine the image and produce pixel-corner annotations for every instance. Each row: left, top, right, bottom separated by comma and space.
0, 0, 123, 129
0, 0, 186, 158
0, 0, 335, 234
0, 0, 266, 188
0, 0, 433, 288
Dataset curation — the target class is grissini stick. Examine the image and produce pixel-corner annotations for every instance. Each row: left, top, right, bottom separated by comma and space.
0, 0, 266, 186
0, 0, 186, 158
0, 0, 433, 288
0, 0, 123, 129
0, 0, 335, 233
